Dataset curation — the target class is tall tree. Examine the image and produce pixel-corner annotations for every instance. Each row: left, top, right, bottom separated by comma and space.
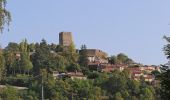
48, 54, 68, 72
62, 42, 78, 63
0, 0, 11, 32
160, 36, 170, 99
19, 39, 28, 52
79, 44, 89, 70
0, 49, 5, 81
20, 52, 33, 74
32, 39, 50, 75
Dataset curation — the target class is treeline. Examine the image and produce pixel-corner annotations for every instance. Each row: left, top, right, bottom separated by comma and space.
0, 70, 159, 100
0, 39, 160, 100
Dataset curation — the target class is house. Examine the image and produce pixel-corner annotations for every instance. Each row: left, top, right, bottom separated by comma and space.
126, 67, 155, 82
67, 72, 87, 80
143, 74, 155, 82
52, 71, 87, 80
99, 64, 128, 72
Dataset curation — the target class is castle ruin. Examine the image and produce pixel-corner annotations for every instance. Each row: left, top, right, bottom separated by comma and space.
59, 32, 73, 46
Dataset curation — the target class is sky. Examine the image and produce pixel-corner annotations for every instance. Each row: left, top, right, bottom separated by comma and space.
0, 0, 170, 65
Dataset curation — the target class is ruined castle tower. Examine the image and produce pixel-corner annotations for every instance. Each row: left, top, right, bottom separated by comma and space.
59, 32, 73, 46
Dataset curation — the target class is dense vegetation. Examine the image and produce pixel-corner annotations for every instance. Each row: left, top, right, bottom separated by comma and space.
160, 36, 170, 100
0, 39, 161, 100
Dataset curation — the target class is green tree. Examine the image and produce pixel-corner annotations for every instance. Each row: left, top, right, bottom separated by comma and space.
0, 50, 5, 81
128, 80, 140, 95
160, 36, 170, 99
5, 42, 19, 52
48, 53, 68, 72
109, 55, 118, 64
4, 42, 20, 75
62, 43, 78, 64
121, 90, 130, 100
78, 44, 89, 71
0, 86, 20, 100
20, 52, 33, 75
66, 63, 80, 72
105, 70, 128, 95
28, 43, 35, 52
0, 0, 11, 32
32, 39, 50, 75
117, 53, 128, 64
19, 39, 28, 52
151, 70, 160, 78
140, 87, 154, 100
4, 51, 16, 75
115, 92, 124, 100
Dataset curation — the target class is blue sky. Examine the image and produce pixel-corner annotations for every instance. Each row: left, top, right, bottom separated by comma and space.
0, 0, 170, 65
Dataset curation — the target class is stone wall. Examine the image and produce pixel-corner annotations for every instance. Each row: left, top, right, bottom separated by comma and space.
59, 32, 73, 46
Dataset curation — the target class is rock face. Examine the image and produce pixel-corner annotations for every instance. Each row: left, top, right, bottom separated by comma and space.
59, 32, 73, 46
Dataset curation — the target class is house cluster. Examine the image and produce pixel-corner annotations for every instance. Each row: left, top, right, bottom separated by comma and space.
52, 32, 161, 82
82, 47, 160, 82
127, 66, 160, 82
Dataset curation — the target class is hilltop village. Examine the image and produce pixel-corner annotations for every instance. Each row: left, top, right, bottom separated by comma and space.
2, 32, 160, 82
54, 32, 160, 83
0, 32, 161, 99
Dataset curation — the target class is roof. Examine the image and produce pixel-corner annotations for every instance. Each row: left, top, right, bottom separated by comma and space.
67, 72, 86, 77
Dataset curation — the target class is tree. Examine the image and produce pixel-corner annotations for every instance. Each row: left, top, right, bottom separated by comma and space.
128, 80, 140, 95
0, 86, 20, 100
140, 87, 154, 100
160, 36, 170, 99
117, 53, 128, 64
151, 70, 160, 78
28, 43, 35, 52
32, 39, 50, 75
66, 63, 80, 72
109, 55, 118, 64
114, 92, 124, 100
63, 42, 78, 63
105, 70, 128, 95
48, 54, 68, 72
3, 50, 16, 75
0, 0, 11, 33
0, 49, 5, 81
78, 44, 89, 71
5, 42, 19, 52
4, 42, 20, 75
163, 36, 170, 59
19, 39, 28, 52
20, 52, 33, 75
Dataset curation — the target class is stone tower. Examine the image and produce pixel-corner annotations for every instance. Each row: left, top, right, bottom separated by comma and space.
59, 32, 73, 46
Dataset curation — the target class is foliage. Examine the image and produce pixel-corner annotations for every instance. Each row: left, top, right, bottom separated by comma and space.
109, 53, 134, 64
78, 44, 89, 70
160, 36, 170, 100
0, 86, 21, 100
0, 0, 11, 32
0, 50, 5, 81
0, 39, 159, 99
